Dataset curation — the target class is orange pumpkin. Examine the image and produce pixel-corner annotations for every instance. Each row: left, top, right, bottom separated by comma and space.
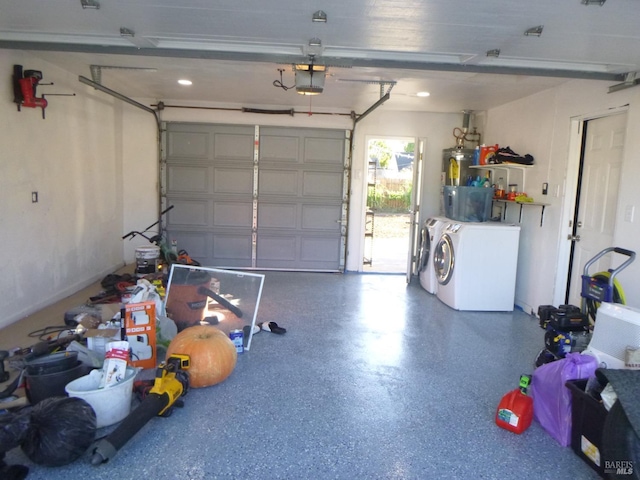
166, 325, 237, 388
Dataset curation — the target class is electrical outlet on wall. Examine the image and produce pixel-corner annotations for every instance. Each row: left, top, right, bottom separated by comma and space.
624, 205, 635, 222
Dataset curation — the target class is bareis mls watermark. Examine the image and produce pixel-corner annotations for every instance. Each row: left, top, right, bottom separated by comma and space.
604, 460, 634, 475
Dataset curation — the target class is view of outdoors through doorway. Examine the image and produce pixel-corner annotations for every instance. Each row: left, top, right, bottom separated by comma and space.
363, 137, 415, 274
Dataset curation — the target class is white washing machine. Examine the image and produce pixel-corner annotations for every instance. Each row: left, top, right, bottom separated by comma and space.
434, 222, 521, 311
418, 216, 449, 294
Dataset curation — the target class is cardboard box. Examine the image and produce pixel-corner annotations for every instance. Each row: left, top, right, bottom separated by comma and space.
124, 301, 157, 370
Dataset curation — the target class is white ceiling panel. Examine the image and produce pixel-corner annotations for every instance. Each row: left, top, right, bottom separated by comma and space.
2, 0, 639, 114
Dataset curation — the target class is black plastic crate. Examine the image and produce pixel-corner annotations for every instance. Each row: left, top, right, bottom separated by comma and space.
566, 379, 608, 477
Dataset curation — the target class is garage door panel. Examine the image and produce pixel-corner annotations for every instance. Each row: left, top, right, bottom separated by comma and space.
301, 236, 341, 262
258, 203, 297, 229
213, 234, 252, 261
257, 235, 297, 261
301, 204, 341, 231
214, 201, 253, 228
165, 123, 346, 271
168, 200, 210, 227
168, 165, 210, 193
214, 167, 254, 194
213, 133, 254, 161
259, 169, 298, 196
302, 171, 343, 197
168, 131, 210, 160
304, 137, 344, 165
169, 231, 208, 258
260, 136, 299, 162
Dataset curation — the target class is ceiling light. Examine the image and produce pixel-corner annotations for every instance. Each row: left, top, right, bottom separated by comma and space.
581, 0, 606, 5
80, 0, 100, 9
178, 79, 192, 86
524, 25, 544, 37
416, 91, 430, 97
295, 64, 326, 72
486, 49, 501, 58
309, 38, 322, 47
312, 10, 327, 23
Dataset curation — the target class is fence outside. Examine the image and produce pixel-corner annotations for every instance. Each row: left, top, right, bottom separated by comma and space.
367, 177, 413, 212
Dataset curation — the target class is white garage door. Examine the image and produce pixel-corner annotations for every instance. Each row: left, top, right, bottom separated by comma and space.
162, 123, 348, 271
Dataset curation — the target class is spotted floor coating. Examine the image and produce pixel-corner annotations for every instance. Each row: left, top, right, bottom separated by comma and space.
3, 272, 600, 479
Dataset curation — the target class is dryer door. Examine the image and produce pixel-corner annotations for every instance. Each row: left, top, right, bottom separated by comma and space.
434, 234, 455, 285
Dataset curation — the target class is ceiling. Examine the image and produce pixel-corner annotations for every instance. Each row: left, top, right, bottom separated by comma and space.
2, 0, 640, 115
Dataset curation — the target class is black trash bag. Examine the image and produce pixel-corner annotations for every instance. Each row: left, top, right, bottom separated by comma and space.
0, 459, 29, 480
1, 409, 31, 480
21, 396, 97, 467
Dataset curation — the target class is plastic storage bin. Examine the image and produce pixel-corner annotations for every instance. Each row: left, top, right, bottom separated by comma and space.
566, 379, 608, 476
443, 186, 494, 222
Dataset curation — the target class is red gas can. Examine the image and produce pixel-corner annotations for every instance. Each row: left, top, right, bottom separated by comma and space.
495, 388, 533, 434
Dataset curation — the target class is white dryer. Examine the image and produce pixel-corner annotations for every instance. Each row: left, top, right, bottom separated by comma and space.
418, 216, 449, 294
434, 222, 521, 311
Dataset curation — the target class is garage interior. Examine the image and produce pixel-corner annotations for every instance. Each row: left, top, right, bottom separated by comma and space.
1, 1, 640, 479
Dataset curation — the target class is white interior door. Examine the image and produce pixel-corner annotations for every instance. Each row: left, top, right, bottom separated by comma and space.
406, 139, 424, 282
567, 112, 626, 305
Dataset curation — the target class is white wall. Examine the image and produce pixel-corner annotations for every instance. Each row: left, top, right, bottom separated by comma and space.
483, 79, 640, 312
0, 50, 157, 328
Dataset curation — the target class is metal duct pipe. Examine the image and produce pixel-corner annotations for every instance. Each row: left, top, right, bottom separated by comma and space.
462, 110, 471, 131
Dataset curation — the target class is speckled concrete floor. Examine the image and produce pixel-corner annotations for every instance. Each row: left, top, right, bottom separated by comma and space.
4, 272, 600, 479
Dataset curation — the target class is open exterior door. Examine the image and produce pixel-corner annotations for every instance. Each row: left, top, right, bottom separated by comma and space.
406, 139, 424, 283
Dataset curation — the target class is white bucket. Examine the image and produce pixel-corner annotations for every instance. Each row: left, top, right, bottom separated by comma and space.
65, 367, 137, 428
135, 245, 161, 277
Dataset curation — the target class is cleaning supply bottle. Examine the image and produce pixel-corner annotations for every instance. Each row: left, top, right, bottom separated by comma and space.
473, 146, 480, 166
495, 375, 533, 434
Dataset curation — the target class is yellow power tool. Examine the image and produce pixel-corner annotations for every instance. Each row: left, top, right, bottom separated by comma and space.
91, 354, 190, 466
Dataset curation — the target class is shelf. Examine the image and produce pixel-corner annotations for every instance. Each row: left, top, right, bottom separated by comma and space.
470, 164, 532, 192
470, 163, 533, 170
493, 199, 549, 226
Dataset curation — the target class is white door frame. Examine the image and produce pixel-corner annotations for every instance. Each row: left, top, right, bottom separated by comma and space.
552, 106, 629, 306
406, 137, 424, 282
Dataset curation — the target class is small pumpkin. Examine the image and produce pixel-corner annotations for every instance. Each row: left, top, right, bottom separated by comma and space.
166, 325, 237, 388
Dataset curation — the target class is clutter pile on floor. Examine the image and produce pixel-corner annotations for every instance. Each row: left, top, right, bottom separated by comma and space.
0, 264, 281, 477
494, 301, 640, 479
494, 246, 639, 478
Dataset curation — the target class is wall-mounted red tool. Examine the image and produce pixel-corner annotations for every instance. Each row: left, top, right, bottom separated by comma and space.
13, 64, 48, 118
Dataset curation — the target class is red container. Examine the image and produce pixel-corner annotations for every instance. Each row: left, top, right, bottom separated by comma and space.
496, 388, 534, 434
479, 144, 499, 165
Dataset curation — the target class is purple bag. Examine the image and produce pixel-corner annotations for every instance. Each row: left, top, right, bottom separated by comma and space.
530, 353, 597, 446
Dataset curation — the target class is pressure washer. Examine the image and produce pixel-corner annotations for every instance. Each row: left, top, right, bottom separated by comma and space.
535, 246, 635, 366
